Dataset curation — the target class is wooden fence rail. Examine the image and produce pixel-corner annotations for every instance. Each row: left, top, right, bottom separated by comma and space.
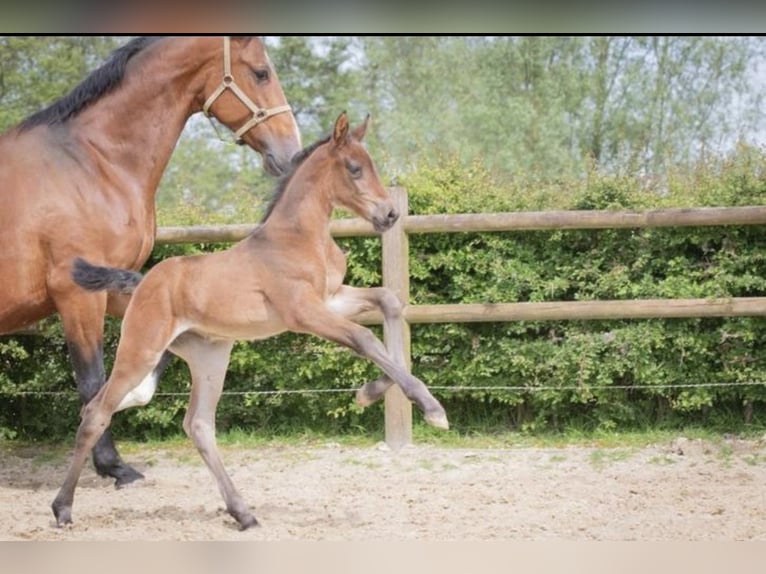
156, 204, 766, 243
156, 188, 766, 447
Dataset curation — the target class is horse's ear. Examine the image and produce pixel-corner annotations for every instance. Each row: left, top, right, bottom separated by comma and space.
333, 111, 349, 147
351, 114, 370, 142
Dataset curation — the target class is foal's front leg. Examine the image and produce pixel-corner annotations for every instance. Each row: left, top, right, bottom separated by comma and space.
290, 289, 448, 429
326, 285, 404, 407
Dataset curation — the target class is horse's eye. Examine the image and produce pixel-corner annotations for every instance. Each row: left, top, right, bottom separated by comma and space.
345, 160, 362, 179
253, 68, 270, 82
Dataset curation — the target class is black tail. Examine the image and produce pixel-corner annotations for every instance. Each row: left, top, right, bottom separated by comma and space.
71, 257, 143, 294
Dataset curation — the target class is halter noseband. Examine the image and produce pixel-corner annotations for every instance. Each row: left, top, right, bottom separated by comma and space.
202, 36, 292, 143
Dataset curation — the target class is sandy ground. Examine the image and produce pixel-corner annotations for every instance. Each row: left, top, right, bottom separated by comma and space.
1, 436, 765, 541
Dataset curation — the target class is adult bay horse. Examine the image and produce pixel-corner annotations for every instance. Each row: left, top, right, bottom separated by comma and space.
0, 36, 301, 486
52, 112, 449, 530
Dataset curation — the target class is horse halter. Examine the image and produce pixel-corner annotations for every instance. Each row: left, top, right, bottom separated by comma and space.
202, 36, 292, 143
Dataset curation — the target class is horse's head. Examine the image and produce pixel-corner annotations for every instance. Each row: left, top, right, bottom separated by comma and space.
200, 36, 302, 176
327, 112, 399, 232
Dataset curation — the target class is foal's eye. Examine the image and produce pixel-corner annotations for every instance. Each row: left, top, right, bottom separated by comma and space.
345, 160, 362, 179
253, 68, 270, 82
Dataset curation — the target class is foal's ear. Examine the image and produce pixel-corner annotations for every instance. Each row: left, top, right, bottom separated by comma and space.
332, 111, 349, 147
350, 114, 370, 142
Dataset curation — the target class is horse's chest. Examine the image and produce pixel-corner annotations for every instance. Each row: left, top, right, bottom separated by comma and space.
324, 242, 347, 295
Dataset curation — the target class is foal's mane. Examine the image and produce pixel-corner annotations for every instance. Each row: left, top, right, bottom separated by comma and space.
259, 133, 332, 223
19, 37, 166, 130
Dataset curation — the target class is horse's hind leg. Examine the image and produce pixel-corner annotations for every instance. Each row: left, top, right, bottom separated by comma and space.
171, 334, 258, 530
55, 285, 143, 487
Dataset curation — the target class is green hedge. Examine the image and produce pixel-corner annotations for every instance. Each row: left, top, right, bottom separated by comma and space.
3, 145, 766, 439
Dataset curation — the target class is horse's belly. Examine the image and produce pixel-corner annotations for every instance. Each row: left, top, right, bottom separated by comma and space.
0, 300, 55, 334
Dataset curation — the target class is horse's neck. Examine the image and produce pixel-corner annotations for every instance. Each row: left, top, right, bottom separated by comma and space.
69, 53, 196, 203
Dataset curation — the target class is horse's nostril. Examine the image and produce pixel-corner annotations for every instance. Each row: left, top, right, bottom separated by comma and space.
388, 209, 399, 222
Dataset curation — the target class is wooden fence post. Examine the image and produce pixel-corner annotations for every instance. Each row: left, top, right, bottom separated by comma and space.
382, 187, 412, 448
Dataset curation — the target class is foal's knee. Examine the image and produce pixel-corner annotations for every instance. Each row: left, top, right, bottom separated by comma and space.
378, 288, 403, 318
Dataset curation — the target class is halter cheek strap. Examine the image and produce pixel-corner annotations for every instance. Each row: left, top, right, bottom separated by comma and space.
202, 36, 292, 142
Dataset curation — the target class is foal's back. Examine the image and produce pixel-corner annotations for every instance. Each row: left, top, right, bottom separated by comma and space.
122, 243, 289, 343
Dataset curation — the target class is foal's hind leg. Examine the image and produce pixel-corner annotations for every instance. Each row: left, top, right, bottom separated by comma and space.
54, 281, 142, 487
53, 310, 184, 527
170, 334, 258, 530
107, 292, 174, 413
52, 346, 169, 526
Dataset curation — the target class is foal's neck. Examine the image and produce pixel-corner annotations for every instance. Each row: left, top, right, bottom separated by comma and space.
263, 161, 336, 241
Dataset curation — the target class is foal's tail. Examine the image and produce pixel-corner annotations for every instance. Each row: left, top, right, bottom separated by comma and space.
71, 257, 143, 294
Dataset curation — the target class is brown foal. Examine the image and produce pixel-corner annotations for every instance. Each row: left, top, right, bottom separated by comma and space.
52, 113, 448, 530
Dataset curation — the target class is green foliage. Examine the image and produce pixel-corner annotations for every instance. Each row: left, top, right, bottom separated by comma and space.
400, 148, 766, 433
0, 36, 118, 130
356, 36, 765, 183
4, 146, 766, 440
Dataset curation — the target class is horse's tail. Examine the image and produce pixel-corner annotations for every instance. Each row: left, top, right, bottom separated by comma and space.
71, 257, 143, 294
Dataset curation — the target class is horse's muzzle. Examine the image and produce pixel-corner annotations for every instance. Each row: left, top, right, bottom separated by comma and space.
263, 152, 287, 176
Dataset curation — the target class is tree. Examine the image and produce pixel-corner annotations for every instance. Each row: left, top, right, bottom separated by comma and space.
0, 36, 117, 130
355, 36, 766, 184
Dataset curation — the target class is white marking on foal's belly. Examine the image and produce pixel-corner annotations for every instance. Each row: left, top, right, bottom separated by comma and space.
115, 370, 159, 412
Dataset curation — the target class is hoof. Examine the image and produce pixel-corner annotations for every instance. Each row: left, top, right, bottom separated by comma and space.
52, 500, 72, 528
114, 468, 145, 489
425, 411, 450, 430
355, 387, 376, 408
355, 377, 390, 407
100, 464, 144, 489
237, 514, 260, 531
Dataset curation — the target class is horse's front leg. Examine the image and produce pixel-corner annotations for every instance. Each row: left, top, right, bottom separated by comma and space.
326, 285, 402, 407
52, 351, 167, 527
53, 282, 143, 488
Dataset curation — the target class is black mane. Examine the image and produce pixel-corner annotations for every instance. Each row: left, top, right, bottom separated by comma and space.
260, 133, 332, 223
19, 36, 165, 130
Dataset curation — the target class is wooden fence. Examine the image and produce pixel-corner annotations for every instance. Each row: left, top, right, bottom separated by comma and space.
156, 187, 766, 447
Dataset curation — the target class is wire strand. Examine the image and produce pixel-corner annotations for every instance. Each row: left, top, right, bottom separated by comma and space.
1, 380, 764, 399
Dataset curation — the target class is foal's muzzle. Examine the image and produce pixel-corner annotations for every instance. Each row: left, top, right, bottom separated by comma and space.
372, 207, 400, 232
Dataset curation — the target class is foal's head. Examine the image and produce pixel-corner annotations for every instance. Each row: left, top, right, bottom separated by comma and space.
324, 112, 399, 232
